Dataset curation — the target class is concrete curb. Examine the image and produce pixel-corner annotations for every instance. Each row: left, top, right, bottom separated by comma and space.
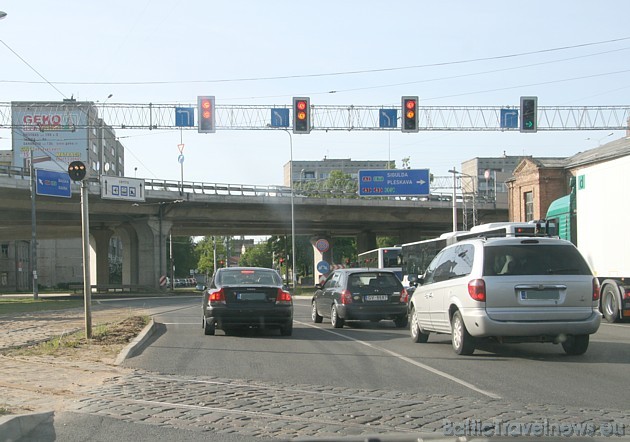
114, 318, 157, 365
0, 411, 53, 442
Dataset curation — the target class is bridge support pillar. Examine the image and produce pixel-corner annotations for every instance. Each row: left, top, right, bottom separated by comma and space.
398, 229, 427, 245
91, 227, 114, 286
311, 236, 334, 284
132, 217, 172, 289
356, 232, 377, 255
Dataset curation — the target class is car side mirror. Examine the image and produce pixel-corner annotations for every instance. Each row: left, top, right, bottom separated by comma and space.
315, 283, 323, 290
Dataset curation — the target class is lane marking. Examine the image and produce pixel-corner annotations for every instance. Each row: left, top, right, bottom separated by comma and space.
296, 320, 501, 400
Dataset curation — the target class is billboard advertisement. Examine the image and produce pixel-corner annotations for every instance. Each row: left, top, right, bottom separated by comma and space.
11, 102, 91, 173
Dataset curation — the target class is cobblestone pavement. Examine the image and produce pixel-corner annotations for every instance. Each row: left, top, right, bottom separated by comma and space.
71, 371, 630, 440
2, 304, 630, 440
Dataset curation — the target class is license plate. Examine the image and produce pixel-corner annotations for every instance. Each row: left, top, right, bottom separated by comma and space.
236, 292, 267, 301
519, 290, 560, 300
364, 295, 388, 301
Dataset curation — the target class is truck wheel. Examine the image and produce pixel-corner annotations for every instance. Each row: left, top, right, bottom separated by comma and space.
562, 334, 589, 355
601, 282, 621, 323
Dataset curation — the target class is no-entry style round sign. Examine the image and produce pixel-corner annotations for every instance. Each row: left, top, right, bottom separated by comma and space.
315, 239, 329, 253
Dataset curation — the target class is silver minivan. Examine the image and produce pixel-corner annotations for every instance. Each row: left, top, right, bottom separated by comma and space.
408, 236, 602, 355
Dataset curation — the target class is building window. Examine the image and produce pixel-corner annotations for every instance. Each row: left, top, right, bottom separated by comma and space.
524, 191, 534, 221
1, 243, 8, 258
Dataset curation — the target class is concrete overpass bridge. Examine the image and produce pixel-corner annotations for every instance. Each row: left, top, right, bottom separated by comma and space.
0, 172, 507, 289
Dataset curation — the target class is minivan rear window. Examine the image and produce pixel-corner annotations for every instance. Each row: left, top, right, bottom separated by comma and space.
483, 244, 592, 276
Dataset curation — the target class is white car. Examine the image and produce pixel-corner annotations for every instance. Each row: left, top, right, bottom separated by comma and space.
408, 236, 602, 355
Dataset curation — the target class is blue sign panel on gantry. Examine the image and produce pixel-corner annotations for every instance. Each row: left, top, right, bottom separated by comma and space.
175, 107, 195, 127
379, 109, 398, 128
500, 109, 519, 129
358, 169, 430, 196
36, 169, 72, 198
270, 109, 290, 127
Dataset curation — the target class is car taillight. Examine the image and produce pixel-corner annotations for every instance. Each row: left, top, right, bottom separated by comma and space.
208, 288, 226, 304
400, 288, 409, 303
468, 279, 486, 302
276, 289, 292, 305
341, 289, 353, 304
624, 288, 630, 299
592, 278, 600, 301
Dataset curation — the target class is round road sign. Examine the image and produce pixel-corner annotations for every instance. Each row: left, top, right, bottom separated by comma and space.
315, 239, 329, 253
316, 260, 330, 274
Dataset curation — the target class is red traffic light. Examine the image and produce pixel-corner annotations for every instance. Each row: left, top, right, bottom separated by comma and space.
67, 160, 87, 181
293, 97, 311, 134
402, 96, 419, 133
198, 96, 216, 133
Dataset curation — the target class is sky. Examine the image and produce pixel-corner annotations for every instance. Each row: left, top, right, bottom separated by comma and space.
1, 0, 630, 187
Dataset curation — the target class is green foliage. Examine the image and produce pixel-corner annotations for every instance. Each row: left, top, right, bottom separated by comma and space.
195, 236, 228, 277
171, 236, 199, 278
239, 241, 273, 268
377, 236, 399, 248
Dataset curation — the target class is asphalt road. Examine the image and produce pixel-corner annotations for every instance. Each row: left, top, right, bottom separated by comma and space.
124, 297, 630, 411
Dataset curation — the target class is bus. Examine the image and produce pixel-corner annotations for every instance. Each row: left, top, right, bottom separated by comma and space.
401, 233, 460, 287
357, 247, 402, 280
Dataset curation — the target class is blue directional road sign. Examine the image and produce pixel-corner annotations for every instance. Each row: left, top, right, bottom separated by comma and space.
175, 107, 195, 127
379, 109, 398, 128
500, 109, 519, 129
36, 169, 71, 198
270, 108, 290, 127
359, 169, 430, 197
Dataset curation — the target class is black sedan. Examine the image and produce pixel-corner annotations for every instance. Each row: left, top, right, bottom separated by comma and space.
311, 268, 409, 328
202, 267, 293, 336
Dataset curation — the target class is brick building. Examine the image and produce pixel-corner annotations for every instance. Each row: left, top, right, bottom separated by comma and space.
507, 135, 630, 222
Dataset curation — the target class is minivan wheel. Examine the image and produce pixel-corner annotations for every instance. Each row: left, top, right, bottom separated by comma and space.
311, 302, 323, 323
451, 311, 475, 355
410, 307, 429, 343
331, 304, 344, 328
562, 334, 589, 355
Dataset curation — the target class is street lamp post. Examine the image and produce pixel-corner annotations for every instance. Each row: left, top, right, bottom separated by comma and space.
448, 167, 458, 232
282, 130, 297, 290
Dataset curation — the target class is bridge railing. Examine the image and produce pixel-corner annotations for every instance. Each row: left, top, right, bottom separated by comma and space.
143, 179, 294, 197
0, 164, 30, 179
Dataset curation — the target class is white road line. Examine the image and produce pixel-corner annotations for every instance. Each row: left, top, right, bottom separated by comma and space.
296, 320, 501, 400
600, 322, 630, 328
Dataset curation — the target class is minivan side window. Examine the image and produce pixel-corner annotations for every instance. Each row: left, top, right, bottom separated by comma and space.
423, 244, 475, 284
423, 249, 449, 285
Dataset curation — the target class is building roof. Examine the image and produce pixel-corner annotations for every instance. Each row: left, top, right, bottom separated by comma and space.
565, 136, 630, 168
526, 157, 567, 168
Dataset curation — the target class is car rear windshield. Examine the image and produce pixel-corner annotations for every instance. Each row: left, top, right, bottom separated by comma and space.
347, 272, 402, 291
218, 269, 281, 286
483, 244, 592, 276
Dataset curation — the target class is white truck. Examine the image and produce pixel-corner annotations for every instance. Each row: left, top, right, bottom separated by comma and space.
546, 154, 630, 323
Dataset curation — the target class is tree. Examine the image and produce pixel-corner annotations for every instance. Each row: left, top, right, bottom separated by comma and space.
171, 236, 199, 278
239, 241, 273, 268
195, 236, 228, 278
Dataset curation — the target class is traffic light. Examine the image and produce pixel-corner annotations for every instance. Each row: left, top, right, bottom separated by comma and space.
293, 97, 311, 134
67, 160, 87, 181
198, 96, 216, 133
401, 96, 419, 133
520, 96, 537, 133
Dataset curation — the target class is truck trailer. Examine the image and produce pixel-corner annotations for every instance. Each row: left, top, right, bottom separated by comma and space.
546, 154, 630, 323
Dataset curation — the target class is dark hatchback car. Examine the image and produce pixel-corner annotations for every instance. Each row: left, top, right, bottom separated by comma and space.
311, 268, 409, 328
202, 267, 293, 336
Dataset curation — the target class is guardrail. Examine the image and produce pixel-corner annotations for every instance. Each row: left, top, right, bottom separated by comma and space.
143, 179, 294, 197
